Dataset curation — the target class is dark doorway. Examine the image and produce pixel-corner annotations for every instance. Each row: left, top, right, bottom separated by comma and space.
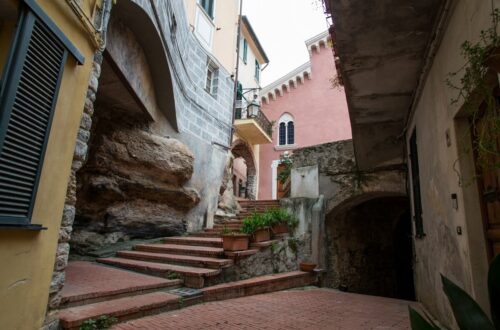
325, 196, 415, 300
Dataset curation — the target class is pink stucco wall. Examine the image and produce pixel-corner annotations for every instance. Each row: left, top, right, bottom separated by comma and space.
258, 44, 352, 200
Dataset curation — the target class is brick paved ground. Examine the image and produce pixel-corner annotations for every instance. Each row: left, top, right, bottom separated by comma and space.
114, 288, 419, 330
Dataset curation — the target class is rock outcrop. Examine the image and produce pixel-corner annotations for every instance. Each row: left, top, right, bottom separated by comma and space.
71, 124, 200, 254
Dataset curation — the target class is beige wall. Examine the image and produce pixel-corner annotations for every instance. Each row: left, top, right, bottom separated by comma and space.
238, 27, 263, 91
184, 0, 239, 74
407, 0, 497, 326
0, 1, 96, 329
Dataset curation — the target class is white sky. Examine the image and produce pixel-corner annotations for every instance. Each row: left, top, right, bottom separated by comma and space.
242, 0, 329, 86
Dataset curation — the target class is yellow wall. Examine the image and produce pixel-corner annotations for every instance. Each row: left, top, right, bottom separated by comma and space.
0, 1, 97, 329
184, 0, 239, 74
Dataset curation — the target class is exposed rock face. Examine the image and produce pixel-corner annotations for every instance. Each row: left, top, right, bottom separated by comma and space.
71, 121, 199, 254
218, 152, 239, 212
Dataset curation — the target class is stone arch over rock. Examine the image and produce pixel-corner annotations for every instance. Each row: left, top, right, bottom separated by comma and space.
106, 0, 178, 130
231, 139, 257, 200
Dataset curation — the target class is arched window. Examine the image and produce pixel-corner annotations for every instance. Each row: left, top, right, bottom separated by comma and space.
279, 123, 286, 145
287, 121, 294, 144
278, 113, 294, 146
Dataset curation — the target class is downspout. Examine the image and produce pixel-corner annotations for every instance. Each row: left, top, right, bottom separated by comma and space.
229, 0, 244, 147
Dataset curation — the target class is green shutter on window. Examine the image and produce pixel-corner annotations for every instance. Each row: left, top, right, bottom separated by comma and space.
0, 9, 68, 225
243, 39, 248, 63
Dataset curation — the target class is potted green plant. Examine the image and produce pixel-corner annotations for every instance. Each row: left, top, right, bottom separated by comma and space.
240, 213, 271, 243
221, 226, 249, 251
268, 208, 299, 235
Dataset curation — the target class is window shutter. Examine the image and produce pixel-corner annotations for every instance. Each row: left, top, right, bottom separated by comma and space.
287, 121, 294, 144
0, 11, 68, 225
409, 130, 424, 237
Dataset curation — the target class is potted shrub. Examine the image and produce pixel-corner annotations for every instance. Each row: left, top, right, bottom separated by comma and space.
221, 226, 249, 251
268, 208, 299, 235
241, 213, 271, 243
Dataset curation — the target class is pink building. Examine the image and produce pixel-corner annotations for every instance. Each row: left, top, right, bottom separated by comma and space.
258, 31, 352, 200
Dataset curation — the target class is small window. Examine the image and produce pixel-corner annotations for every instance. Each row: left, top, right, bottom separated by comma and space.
279, 123, 286, 145
278, 114, 294, 146
255, 60, 260, 82
409, 129, 424, 238
242, 38, 248, 64
199, 0, 215, 19
205, 59, 219, 98
287, 121, 294, 144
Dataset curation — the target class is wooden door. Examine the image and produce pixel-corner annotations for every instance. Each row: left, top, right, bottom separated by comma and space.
473, 105, 500, 259
277, 163, 287, 199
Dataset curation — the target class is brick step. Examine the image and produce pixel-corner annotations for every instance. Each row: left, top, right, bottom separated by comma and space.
214, 220, 243, 225
97, 258, 221, 288
59, 292, 181, 330
134, 243, 224, 257
189, 232, 221, 238
60, 262, 182, 308
201, 271, 317, 302
213, 224, 241, 230
117, 250, 233, 269
163, 236, 222, 247
239, 200, 279, 205
204, 228, 241, 233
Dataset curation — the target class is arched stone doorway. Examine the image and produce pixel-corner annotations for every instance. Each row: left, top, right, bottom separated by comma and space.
231, 139, 257, 200
325, 194, 415, 300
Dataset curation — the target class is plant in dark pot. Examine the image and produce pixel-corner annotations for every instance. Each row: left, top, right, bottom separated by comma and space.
241, 213, 271, 243
268, 208, 299, 236
221, 226, 249, 252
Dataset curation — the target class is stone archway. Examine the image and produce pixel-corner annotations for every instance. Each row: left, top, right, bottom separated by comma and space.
231, 139, 257, 200
324, 193, 415, 300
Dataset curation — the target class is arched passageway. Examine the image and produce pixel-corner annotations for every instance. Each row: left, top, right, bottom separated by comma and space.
231, 139, 257, 200
325, 195, 415, 300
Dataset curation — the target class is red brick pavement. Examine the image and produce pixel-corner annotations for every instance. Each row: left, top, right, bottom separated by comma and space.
113, 288, 420, 329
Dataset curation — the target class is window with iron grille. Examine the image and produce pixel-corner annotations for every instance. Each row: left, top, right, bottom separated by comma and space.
0, 1, 84, 226
205, 59, 219, 98
409, 129, 424, 238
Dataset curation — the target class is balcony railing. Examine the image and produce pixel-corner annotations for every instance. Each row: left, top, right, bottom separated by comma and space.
235, 105, 273, 138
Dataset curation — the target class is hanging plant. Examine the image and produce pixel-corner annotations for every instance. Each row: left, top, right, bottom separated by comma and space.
446, 8, 500, 172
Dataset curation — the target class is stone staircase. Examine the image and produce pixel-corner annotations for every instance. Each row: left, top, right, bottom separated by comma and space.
59, 200, 315, 329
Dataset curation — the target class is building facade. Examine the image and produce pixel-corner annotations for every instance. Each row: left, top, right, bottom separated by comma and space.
258, 31, 352, 200
324, 0, 499, 327
230, 15, 271, 201
0, 0, 238, 328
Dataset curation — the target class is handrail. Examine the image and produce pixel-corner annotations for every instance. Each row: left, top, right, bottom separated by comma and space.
235, 106, 273, 138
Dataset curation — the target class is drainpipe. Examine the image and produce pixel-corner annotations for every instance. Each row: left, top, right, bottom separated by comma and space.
229, 0, 244, 147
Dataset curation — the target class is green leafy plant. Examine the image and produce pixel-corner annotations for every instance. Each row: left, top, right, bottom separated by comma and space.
278, 156, 293, 184
80, 315, 118, 330
240, 212, 269, 235
446, 8, 500, 172
409, 254, 500, 329
166, 272, 181, 280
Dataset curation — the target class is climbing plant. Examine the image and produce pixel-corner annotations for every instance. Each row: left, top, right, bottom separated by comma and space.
446, 8, 500, 172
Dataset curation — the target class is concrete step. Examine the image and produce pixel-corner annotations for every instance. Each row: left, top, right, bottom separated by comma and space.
60, 262, 182, 308
117, 250, 233, 269
134, 243, 224, 257
201, 271, 317, 302
163, 236, 223, 248
59, 292, 181, 330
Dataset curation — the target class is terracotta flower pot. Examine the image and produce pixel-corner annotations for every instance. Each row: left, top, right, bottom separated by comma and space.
222, 234, 249, 251
299, 262, 316, 272
271, 223, 289, 235
252, 228, 271, 243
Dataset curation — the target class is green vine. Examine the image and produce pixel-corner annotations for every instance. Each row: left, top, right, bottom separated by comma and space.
446, 8, 500, 172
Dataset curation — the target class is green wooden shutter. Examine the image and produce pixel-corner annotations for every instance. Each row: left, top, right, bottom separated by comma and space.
409, 130, 424, 237
243, 39, 248, 64
0, 9, 68, 225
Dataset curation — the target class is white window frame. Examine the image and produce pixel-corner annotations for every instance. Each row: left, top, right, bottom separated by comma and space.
277, 113, 294, 147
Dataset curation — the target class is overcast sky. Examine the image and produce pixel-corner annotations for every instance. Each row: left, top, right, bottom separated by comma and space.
242, 0, 329, 86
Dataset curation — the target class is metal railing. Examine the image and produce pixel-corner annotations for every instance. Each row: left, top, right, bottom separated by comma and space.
235, 105, 273, 138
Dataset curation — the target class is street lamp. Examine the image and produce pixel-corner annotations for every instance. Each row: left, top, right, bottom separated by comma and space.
247, 94, 260, 118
